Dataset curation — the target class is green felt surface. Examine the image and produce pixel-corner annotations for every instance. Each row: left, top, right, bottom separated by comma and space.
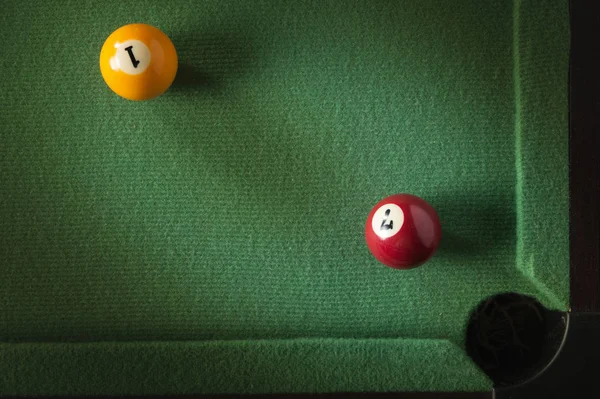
0, 0, 569, 395
0, 339, 490, 395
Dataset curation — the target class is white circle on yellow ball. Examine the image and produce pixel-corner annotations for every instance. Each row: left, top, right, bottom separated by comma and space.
371, 203, 404, 239
109, 40, 151, 75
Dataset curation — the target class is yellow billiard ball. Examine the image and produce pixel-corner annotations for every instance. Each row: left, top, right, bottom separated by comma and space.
100, 24, 178, 101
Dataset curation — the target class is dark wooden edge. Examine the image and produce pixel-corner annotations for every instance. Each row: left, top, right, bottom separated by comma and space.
569, 0, 600, 312
493, 1, 600, 397
2, 396, 486, 399
493, 1, 600, 396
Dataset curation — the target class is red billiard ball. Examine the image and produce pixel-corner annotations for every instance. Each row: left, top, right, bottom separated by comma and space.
365, 194, 441, 269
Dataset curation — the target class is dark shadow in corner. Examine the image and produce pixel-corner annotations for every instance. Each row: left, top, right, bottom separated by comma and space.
465, 292, 567, 387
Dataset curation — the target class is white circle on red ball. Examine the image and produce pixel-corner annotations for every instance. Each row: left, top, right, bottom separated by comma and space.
371, 203, 404, 239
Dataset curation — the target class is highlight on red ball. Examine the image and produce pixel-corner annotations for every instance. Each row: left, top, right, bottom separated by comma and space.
365, 194, 441, 269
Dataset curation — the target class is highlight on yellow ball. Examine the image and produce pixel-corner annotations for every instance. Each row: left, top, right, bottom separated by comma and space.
100, 24, 178, 101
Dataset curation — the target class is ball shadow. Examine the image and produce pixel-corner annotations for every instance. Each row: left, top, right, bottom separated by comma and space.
431, 193, 516, 263
173, 64, 222, 92
170, 31, 256, 95
155, 29, 335, 233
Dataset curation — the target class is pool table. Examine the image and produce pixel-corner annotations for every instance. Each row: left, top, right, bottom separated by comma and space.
1, 1, 598, 398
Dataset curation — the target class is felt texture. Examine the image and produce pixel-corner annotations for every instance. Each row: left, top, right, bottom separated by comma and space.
1, 339, 490, 395
514, 0, 570, 305
0, 0, 569, 395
